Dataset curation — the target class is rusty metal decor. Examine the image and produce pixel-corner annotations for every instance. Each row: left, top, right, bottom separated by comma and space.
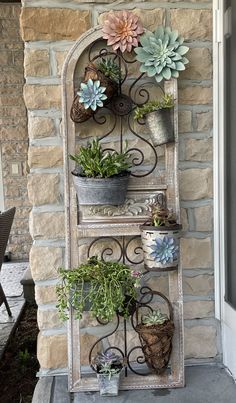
62, 25, 184, 392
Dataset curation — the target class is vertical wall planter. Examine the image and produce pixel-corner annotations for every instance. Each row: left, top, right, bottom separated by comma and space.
146, 108, 174, 146
140, 224, 182, 271
97, 373, 121, 396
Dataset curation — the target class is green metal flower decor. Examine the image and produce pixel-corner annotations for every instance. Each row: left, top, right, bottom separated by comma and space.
134, 26, 189, 82
78, 79, 107, 111
150, 236, 178, 264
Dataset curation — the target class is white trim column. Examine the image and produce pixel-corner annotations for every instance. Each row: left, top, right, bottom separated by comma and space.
0, 147, 4, 212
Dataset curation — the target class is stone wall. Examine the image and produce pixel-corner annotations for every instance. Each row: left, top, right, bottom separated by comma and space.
0, 3, 31, 261
19, 0, 217, 374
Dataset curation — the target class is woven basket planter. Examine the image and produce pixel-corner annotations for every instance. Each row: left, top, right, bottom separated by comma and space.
70, 63, 117, 123
136, 291, 174, 374
140, 224, 181, 272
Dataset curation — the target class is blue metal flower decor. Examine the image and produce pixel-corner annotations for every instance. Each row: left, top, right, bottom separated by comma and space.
149, 235, 178, 264
78, 79, 107, 111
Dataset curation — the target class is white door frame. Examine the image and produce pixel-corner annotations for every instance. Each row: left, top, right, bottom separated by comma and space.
213, 0, 236, 380
0, 147, 4, 212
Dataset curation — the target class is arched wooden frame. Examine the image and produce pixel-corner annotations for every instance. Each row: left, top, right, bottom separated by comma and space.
61, 26, 184, 392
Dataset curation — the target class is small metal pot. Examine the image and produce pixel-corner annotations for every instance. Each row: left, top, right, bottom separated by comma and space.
97, 373, 121, 396
146, 108, 174, 147
140, 224, 182, 271
72, 173, 130, 205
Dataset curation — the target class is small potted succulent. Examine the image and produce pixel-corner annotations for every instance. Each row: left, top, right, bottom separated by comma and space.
70, 58, 121, 123
140, 194, 181, 271
56, 256, 141, 321
70, 137, 131, 205
134, 94, 174, 146
136, 291, 174, 374
91, 351, 123, 396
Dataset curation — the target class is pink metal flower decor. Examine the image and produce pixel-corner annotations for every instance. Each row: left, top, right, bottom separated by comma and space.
102, 11, 144, 53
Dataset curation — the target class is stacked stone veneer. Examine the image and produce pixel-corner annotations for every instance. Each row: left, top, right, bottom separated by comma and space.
0, 3, 31, 260
20, 0, 218, 374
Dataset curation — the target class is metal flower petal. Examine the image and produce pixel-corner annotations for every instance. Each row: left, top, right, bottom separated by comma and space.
78, 79, 107, 111
149, 235, 179, 264
134, 26, 189, 83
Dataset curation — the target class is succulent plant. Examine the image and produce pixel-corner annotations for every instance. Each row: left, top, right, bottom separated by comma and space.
93, 351, 123, 379
78, 79, 107, 111
97, 58, 121, 82
149, 235, 179, 264
102, 10, 144, 53
142, 309, 168, 326
134, 26, 189, 82
134, 94, 174, 120
148, 196, 177, 227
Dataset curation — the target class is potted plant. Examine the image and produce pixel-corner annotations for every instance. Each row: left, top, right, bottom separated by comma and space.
135, 291, 174, 374
56, 256, 142, 321
134, 94, 174, 146
70, 58, 121, 123
70, 138, 131, 205
140, 194, 181, 271
91, 351, 123, 396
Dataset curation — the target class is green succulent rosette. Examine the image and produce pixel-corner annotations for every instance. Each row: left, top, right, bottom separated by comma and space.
134, 26, 189, 83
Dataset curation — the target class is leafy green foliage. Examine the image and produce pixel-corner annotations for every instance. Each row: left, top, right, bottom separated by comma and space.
142, 309, 168, 326
134, 94, 174, 120
18, 348, 31, 367
70, 138, 131, 178
98, 58, 121, 82
56, 256, 139, 321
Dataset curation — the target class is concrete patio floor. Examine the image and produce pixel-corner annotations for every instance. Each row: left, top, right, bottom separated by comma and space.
33, 365, 236, 403
0, 261, 27, 359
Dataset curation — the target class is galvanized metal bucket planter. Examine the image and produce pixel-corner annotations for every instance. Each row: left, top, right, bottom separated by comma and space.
72, 173, 130, 205
140, 224, 181, 271
146, 108, 174, 147
97, 373, 121, 396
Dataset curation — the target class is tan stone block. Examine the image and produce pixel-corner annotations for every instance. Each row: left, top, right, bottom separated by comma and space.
181, 48, 212, 80
178, 110, 192, 133
146, 275, 169, 296
35, 284, 58, 305
28, 116, 56, 139
28, 174, 61, 206
55, 51, 68, 77
184, 326, 217, 358
170, 9, 212, 40
29, 211, 65, 239
37, 333, 67, 368
196, 111, 213, 132
180, 168, 213, 200
194, 205, 213, 231
20, 8, 91, 41
0, 50, 12, 65
0, 5, 14, 18
80, 333, 102, 365
98, 8, 165, 31
185, 138, 213, 162
183, 274, 213, 296
181, 237, 212, 269
30, 245, 63, 281
24, 49, 50, 77
179, 86, 212, 105
28, 146, 63, 168
0, 126, 27, 141
184, 300, 214, 320
80, 312, 100, 329
181, 208, 188, 231
0, 71, 23, 85
37, 308, 63, 330
23, 85, 61, 109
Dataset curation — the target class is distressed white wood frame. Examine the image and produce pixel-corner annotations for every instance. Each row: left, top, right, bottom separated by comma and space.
62, 26, 184, 392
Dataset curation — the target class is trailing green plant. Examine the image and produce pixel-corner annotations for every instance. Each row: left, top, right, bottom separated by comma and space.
134, 94, 174, 120
18, 348, 31, 367
70, 138, 131, 178
134, 26, 189, 83
56, 256, 142, 321
97, 58, 121, 82
92, 351, 123, 379
142, 309, 168, 326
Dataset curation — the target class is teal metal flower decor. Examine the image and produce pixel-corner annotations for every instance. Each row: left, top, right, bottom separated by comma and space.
149, 236, 178, 264
78, 79, 107, 111
134, 26, 189, 82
